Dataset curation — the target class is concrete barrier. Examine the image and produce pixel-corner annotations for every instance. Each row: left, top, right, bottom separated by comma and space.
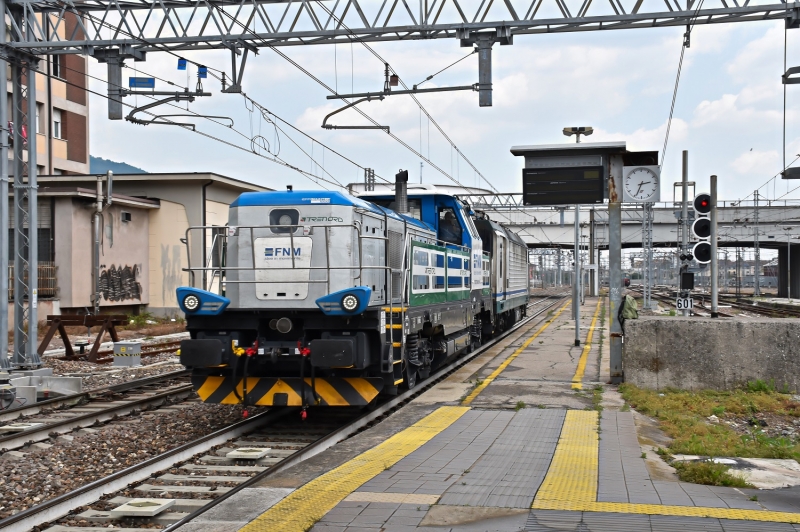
623, 316, 800, 392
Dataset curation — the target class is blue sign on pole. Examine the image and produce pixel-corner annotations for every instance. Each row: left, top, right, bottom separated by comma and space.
129, 77, 156, 89
198, 66, 208, 79
177, 58, 187, 70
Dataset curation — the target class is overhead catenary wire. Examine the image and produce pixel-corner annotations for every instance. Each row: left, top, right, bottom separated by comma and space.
47, 27, 366, 189
62, 67, 345, 188
661, 0, 705, 169
311, 0, 497, 193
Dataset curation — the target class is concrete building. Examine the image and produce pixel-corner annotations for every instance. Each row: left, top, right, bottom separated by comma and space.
6, 173, 269, 325
6, 13, 90, 175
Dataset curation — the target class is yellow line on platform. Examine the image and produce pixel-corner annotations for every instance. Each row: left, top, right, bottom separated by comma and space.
532, 409, 800, 524
571, 299, 603, 390
461, 301, 571, 406
239, 406, 469, 532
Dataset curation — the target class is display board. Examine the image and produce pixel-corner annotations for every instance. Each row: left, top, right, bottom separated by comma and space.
522, 166, 605, 206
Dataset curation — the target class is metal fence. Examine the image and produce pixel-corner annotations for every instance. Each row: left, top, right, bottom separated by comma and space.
8, 262, 58, 300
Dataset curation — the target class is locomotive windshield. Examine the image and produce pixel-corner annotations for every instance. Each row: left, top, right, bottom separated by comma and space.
437, 207, 462, 245
369, 198, 422, 220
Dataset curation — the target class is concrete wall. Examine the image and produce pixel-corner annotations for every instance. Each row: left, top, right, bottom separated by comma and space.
623, 316, 800, 392
148, 199, 190, 315
55, 198, 150, 309
6, 300, 60, 330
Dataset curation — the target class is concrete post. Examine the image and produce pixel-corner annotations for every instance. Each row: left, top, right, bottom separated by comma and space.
574, 204, 581, 347
711, 175, 719, 318
681, 151, 689, 316
609, 154, 623, 384
0, 0, 10, 369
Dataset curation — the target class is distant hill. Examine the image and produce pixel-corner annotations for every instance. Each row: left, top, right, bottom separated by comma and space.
90, 156, 147, 175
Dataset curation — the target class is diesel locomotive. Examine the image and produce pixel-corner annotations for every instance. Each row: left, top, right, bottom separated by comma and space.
177, 172, 531, 408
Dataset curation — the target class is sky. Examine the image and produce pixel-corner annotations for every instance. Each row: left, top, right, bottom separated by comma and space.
87, 17, 800, 205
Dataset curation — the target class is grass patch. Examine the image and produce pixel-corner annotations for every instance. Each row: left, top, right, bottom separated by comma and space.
591, 385, 604, 412
673, 460, 752, 488
515, 401, 526, 411
620, 384, 800, 460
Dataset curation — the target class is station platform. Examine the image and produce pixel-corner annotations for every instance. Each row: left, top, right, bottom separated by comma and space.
176, 297, 800, 532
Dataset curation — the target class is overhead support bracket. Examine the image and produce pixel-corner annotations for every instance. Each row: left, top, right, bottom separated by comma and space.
321, 96, 389, 132
125, 90, 212, 130
92, 48, 147, 120
458, 28, 512, 107
222, 40, 258, 94
787, 7, 800, 28
326, 84, 477, 100
783, 66, 800, 84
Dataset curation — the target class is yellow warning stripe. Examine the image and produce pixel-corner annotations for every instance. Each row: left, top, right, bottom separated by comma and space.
461, 301, 571, 406
571, 299, 603, 391
533, 410, 599, 504
240, 406, 469, 532
532, 410, 800, 524
385, 324, 403, 329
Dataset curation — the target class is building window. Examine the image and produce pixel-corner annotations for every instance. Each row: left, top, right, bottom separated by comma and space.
52, 56, 62, 79
52, 109, 62, 139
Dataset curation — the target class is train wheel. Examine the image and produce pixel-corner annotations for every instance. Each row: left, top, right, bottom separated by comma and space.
403, 364, 418, 390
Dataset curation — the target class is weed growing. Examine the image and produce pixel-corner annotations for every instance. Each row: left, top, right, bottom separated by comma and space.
673, 460, 752, 488
620, 384, 800, 461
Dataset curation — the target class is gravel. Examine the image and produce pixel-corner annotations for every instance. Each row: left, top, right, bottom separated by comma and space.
40, 352, 184, 390
0, 402, 263, 521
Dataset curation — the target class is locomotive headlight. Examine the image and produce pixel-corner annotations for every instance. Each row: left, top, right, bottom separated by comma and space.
341, 294, 359, 312
183, 294, 201, 312
279, 214, 293, 225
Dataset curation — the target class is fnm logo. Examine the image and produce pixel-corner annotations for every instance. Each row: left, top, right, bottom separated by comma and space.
265, 247, 302, 257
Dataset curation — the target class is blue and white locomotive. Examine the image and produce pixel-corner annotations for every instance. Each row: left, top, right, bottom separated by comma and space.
177, 173, 530, 408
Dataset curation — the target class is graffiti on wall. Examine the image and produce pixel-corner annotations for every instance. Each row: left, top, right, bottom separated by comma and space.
99, 264, 143, 302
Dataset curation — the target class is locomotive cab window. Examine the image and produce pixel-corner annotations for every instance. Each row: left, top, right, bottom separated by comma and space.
371, 198, 422, 220
413, 249, 429, 266
438, 208, 462, 245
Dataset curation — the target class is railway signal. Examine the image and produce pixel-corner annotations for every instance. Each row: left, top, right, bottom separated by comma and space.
692, 192, 712, 264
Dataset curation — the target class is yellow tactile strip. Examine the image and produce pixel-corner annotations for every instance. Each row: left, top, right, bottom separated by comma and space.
239, 406, 469, 532
571, 299, 603, 391
534, 410, 599, 504
462, 301, 571, 406
344, 492, 440, 504
532, 410, 800, 524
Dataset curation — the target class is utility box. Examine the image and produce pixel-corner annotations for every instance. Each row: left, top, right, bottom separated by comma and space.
113, 341, 142, 367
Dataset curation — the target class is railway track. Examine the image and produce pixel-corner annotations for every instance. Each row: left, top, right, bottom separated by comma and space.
0, 370, 192, 449
629, 287, 800, 319
1, 294, 568, 532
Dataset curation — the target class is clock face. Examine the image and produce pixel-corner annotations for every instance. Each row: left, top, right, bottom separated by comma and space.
624, 167, 659, 201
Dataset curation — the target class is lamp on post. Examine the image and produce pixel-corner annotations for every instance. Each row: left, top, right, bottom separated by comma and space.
563, 126, 594, 144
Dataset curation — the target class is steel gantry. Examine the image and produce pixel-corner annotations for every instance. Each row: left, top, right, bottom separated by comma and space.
1, 0, 800, 364
2, 0, 799, 53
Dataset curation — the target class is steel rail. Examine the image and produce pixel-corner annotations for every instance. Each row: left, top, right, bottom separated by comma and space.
0, 408, 294, 531
0, 294, 565, 531
163, 293, 568, 531
0, 369, 190, 423
0, 382, 194, 450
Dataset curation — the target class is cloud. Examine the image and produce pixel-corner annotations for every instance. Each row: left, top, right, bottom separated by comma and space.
731, 149, 781, 175
592, 119, 688, 153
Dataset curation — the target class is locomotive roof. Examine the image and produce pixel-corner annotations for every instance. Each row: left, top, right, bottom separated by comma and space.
231, 190, 433, 231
